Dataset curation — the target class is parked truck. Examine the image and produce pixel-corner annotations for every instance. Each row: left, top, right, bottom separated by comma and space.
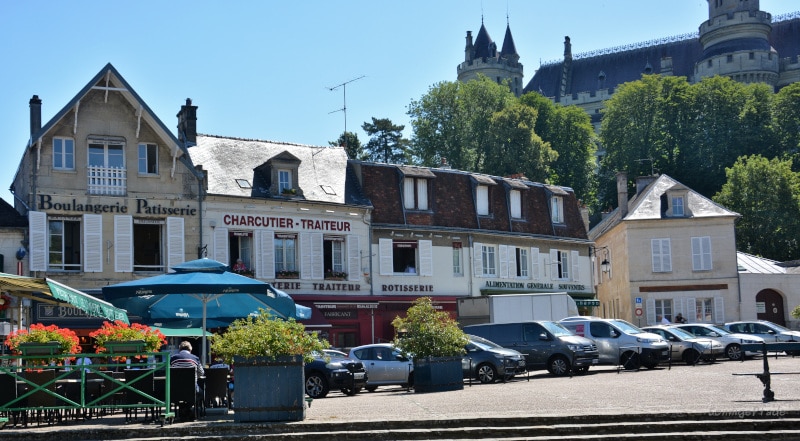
457, 293, 579, 326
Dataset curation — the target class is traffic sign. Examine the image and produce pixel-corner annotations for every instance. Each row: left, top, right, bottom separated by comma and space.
635, 307, 643, 317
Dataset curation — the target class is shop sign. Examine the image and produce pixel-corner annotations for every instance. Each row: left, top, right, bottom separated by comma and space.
38, 195, 197, 216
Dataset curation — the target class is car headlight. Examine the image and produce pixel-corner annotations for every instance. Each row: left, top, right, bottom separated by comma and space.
567, 344, 581, 351
637, 337, 660, 343
493, 353, 504, 359
743, 339, 761, 344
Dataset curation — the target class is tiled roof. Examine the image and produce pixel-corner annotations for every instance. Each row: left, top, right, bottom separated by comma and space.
189, 134, 358, 205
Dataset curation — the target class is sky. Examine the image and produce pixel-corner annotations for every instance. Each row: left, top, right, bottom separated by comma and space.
1, 1, 798, 205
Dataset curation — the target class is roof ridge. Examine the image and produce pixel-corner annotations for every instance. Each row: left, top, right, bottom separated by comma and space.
197, 133, 336, 149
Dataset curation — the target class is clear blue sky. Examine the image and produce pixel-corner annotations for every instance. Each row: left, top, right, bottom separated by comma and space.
1, 1, 797, 204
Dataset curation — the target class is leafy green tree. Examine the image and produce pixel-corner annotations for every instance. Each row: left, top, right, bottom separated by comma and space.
773, 82, 800, 160
362, 117, 410, 164
484, 102, 557, 183
714, 155, 800, 261
521, 92, 597, 205
329, 131, 366, 160
391, 297, 468, 359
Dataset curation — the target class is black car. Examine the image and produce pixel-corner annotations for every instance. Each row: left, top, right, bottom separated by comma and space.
463, 335, 527, 383
304, 350, 368, 398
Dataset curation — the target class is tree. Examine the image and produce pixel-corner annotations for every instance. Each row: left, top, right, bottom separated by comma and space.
714, 155, 800, 261
773, 82, 800, 162
329, 131, 366, 160
362, 117, 410, 164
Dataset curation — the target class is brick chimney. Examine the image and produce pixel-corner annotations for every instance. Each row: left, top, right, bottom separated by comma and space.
616, 171, 628, 219
29, 95, 42, 138
177, 98, 197, 145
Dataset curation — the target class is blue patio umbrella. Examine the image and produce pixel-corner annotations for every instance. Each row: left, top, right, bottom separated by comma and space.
102, 258, 311, 363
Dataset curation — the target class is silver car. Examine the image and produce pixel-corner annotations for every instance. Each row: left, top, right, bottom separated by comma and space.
672, 323, 764, 361
348, 343, 413, 391
642, 325, 725, 364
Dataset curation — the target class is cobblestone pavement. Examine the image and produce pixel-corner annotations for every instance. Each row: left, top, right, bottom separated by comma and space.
3, 355, 800, 437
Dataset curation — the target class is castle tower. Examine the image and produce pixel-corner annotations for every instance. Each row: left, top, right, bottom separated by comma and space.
695, 0, 779, 87
457, 19, 524, 96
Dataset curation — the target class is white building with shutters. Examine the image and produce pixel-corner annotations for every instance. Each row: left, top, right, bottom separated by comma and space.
11, 64, 204, 296
589, 173, 741, 326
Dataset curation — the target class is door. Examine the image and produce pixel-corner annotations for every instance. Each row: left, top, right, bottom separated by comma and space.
756, 289, 785, 326
589, 322, 618, 364
521, 323, 549, 368
361, 346, 410, 384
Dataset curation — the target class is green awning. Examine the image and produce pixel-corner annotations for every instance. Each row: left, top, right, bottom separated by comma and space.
575, 299, 600, 307
152, 326, 208, 337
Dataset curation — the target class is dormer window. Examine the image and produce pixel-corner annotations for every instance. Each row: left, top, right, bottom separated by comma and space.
278, 169, 292, 194
403, 177, 428, 210
477, 185, 489, 215
672, 196, 684, 216
263, 151, 301, 198
510, 190, 521, 218
665, 185, 690, 217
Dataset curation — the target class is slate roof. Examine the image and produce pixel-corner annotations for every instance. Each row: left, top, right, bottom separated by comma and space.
0, 198, 26, 228
525, 15, 800, 99
589, 174, 739, 240
737, 252, 786, 274
189, 134, 370, 207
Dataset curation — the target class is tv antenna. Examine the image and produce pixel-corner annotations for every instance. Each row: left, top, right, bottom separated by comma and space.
636, 157, 655, 175
328, 75, 365, 148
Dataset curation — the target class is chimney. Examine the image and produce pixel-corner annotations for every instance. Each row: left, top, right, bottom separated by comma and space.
636, 175, 658, 195
29, 95, 42, 138
177, 98, 197, 145
616, 171, 628, 219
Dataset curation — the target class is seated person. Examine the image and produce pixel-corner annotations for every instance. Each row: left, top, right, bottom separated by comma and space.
232, 258, 247, 272
170, 341, 204, 392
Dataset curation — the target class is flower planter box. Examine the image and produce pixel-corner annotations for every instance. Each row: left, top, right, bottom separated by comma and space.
233, 355, 306, 422
19, 342, 62, 356
104, 340, 146, 354
412, 356, 464, 393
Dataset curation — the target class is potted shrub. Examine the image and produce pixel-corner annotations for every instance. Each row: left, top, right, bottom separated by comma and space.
391, 297, 468, 393
209, 308, 329, 422
4, 323, 81, 367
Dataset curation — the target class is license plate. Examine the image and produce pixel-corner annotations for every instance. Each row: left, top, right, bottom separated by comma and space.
353, 372, 365, 380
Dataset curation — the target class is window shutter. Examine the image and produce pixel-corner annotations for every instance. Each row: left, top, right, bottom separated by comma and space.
663, 239, 672, 272
29, 211, 47, 271
674, 297, 686, 318
83, 214, 103, 272
476, 186, 489, 215
417, 179, 428, 210
691, 237, 702, 270
114, 215, 133, 273
213, 227, 229, 265
508, 247, 518, 277
257, 230, 275, 279
651, 239, 661, 272
419, 240, 433, 276
473, 242, 483, 277
379, 238, 393, 275
531, 247, 540, 279
347, 235, 360, 281
702, 237, 712, 270
167, 217, 185, 269
571, 250, 580, 282
549, 249, 558, 280
713, 297, 725, 324
510, 190, 521, 218
686, 297, 696, 321
498, 245, 508, 278
403, 178, 415, 209
646, 298, 656, 325
301, 232, 323, 280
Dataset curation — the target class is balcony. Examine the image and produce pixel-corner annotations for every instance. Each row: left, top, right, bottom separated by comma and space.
88, 165, 127, 195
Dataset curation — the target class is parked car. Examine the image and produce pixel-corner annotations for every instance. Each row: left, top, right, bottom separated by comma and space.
559, 317, 669, 369
348, 343, 413, 391
462, 334, 526, 383
304, 350, 367, 398
672, 323, 764, 361
463, 321, 599, 376
642, 325, 724, 364
724, 320, 800, 355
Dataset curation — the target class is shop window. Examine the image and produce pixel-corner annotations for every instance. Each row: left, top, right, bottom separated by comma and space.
49, 219, 81, 271
133, 222, 163, 271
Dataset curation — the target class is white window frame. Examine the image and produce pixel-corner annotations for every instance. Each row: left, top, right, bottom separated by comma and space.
477, 185, 489, 215
88, 139, 125, 168
552, 249, 569, 280
671, 196, 684, 216
510, 190, 522, 219
403, 177, 429, 210
481, 244, 496, 276
133, 220, 165, 272
550, 196, 564, 224
651, 238, 672, 272
275, 234, 298, 272
655, 299, 673, 323
278, 169, 292, 193
452, 242, 463, 276
48, 218, 81, 271
53, 137, 75, 170
691, 236, 712, 271
516, 247, 529, 278
138, 143, 158, 175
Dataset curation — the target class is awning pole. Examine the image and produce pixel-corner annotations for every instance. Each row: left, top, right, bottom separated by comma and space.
202, 298, 208, 366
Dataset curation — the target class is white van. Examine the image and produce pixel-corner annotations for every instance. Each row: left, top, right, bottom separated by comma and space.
559, 317, 669, 369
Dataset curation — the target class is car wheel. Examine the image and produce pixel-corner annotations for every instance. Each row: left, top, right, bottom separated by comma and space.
341, 386, 361, 396
476, 363, 497, 384
620, 351, 641, 370
682, 348, 700, 365
304, 373, 329, 398
726, 343, 743, 361
365, 385, 378, 392
547, 355, 571, 376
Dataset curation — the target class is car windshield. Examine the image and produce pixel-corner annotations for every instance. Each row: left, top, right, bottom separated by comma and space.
668, 327, 698, 340
468, 334, 504, 349
610, 319, 645, 335
704, 325, 731, 336
540, 320, 575, 337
